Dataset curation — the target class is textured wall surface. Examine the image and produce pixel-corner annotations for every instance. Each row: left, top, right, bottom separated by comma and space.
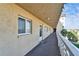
0, 4, 53, 56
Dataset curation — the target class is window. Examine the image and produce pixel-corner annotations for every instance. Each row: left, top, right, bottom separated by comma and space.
44, 26, 48, 32
39, 25, 43, 37
18, 16, 32, 35
46, 27, 48, 32
26, 20, 32, 34
18, 17, 26, 34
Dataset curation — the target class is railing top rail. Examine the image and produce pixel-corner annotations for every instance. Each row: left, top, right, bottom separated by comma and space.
57, 31, 79, 56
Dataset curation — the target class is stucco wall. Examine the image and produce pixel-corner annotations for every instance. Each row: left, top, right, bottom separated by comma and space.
0, 4, 53, 56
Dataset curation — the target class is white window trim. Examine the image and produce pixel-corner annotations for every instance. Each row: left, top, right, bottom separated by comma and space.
18, 16, 32, 36
18, 33, 31, 36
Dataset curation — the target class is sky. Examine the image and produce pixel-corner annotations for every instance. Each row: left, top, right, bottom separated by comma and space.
62, 3, 79, 29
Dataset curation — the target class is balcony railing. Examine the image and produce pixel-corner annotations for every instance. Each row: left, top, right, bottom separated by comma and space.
56, 31, 79, 56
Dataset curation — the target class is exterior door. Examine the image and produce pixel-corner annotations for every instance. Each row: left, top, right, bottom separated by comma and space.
39, 25, 43, 42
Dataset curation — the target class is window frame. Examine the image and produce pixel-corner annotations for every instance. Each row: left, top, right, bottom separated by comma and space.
18, 16, 32, 36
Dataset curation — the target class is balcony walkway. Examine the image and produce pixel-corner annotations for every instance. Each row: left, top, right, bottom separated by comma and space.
25, 32, 61, 56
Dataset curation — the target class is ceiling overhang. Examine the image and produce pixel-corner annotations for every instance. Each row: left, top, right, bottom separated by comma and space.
17, 3, 63, 28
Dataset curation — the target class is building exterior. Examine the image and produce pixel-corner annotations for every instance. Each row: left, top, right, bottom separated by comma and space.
0, 3, 58, 56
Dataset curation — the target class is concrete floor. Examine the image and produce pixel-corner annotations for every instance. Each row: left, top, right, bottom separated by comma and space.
25, 32, 61, 56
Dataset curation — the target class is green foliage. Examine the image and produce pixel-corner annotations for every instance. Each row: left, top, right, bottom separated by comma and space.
67, 32, 78, 42
61, 29, 67, 37
74, 43, 79, 48
61, 29, 78, 42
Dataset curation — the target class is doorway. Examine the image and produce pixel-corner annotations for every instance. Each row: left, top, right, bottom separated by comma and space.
39, 25, 43, 42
